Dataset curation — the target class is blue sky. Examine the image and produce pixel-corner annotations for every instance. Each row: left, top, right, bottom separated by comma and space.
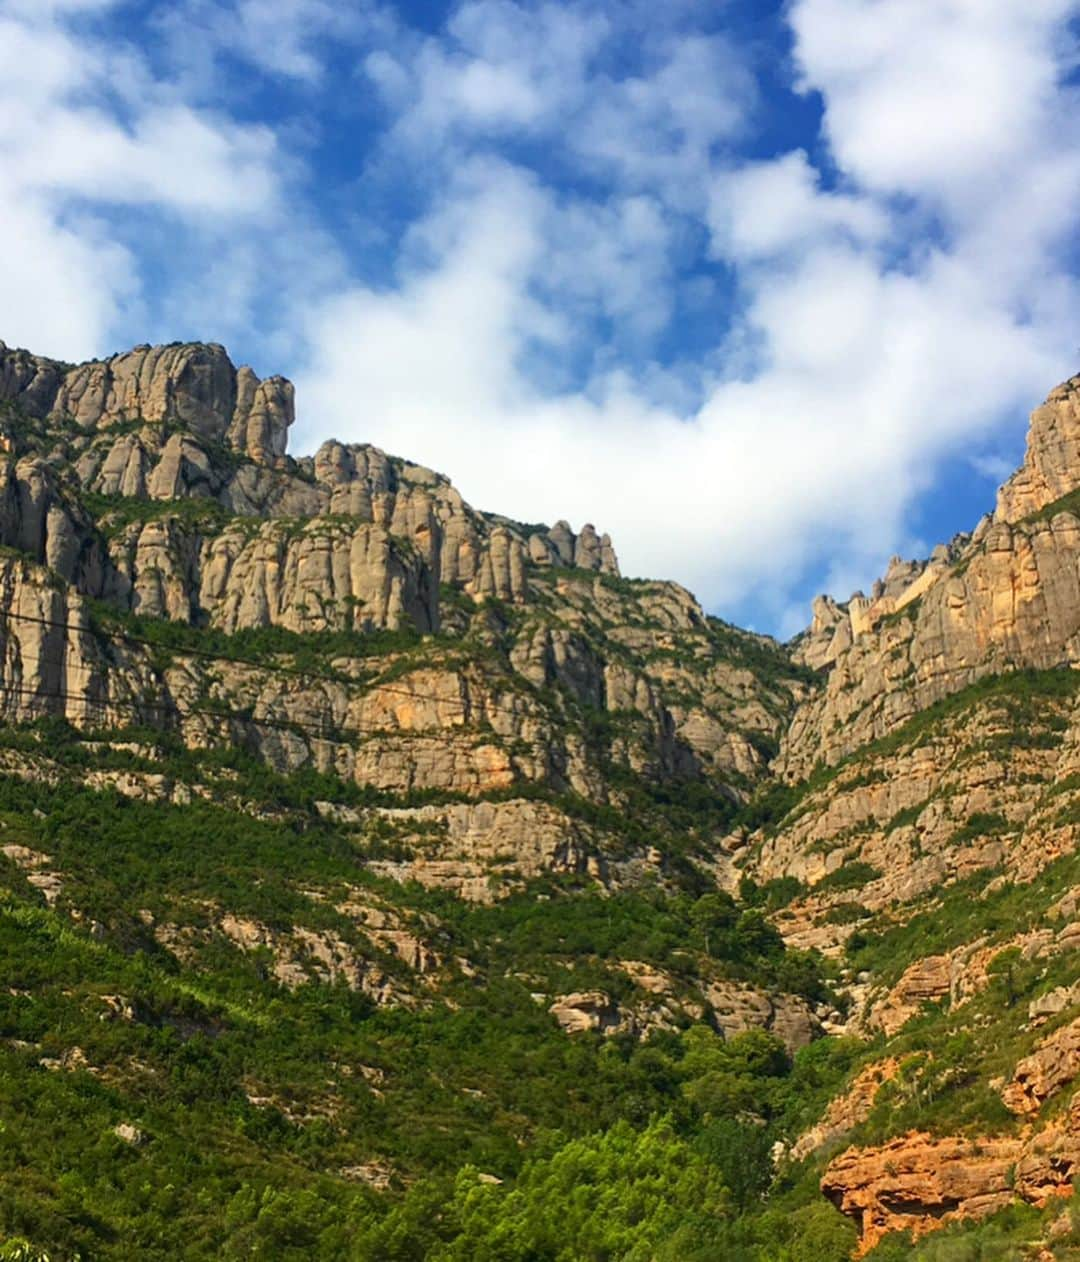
1, 0, 1078, 635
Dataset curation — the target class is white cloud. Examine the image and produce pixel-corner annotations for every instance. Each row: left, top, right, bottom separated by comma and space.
154, 0, 386, 87
7, 103, 278, 216
0, 193, 137, 360
791, 0, 1077, 211
364, 2, 608, 145
294, 153, 1067, 614
294, 0, 1080, 624
709, 151, 885, 261
969, 452, 1016, 485
3, 0, 1079, 630
0, 2, 296, 360
570, 33, 755, 208
0, 0, 115, 13
363, 5, 751, 212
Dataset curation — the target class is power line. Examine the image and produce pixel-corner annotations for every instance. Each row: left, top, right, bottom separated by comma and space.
1, 609, 368, 684
0, 603, 679, 771
0, 673, 574, 770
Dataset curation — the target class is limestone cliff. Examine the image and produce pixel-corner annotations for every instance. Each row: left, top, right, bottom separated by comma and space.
783, 374, 1080, 778
9, 335, 1080, 1258
0, 338, 806, 900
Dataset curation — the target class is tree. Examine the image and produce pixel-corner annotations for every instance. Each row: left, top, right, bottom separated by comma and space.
689, 894, 737, 957
986, 946, 1023, 1007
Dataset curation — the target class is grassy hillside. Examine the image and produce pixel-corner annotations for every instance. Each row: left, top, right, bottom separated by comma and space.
0, 723, 861, 1261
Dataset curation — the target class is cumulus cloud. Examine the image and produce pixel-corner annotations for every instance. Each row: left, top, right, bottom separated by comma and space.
708, 151, 886, 262
293, 0, 1080, 624
296, 165, 1066, 615
154, 0, 386, 88
2, 0, 1079, 629
363, 2, 609, 142
363, 3, 753, 211
791, 0, 1077, 209
0, 0, 321, 360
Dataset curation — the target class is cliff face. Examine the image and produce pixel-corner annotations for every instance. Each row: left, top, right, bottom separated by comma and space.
0, 338, 808, 901
9, 335, 1080, 1258
726, 371, 1080, 1256
0, 339, 621, 625
782, 374, 1080, 780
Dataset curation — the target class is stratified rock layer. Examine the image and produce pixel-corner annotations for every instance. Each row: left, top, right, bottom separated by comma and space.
784, 375, 1080, 778
0, 338, 806, 901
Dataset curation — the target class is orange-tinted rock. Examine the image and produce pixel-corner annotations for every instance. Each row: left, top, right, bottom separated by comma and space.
791, 1058, 901, 1162
872, 956, 953, 1036
822, 1131, 1021, 1255
1014, 1098, 1080, 1202
1003, 1016, 1080, 1115
823, 1101, 1080, 1254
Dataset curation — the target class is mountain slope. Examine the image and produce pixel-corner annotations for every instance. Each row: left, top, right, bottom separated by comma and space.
0, 338, 814, 898
3, 339, 1080, 1259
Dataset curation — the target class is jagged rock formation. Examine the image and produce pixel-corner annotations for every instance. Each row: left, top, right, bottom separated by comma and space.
0, 338, 806, 903
1003, 1015, 1080, 1115
737, 676, 1080, 956
784, 374, 1080, 778
8, 335, 1080, 1258
0, 339, 622, 632
997, 377, 1080, 523
821, 1108, 1080, 1256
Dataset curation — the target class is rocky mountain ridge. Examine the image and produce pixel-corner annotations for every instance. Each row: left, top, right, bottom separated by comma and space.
5, 337, 1080, 1258
0, 338, 811, 902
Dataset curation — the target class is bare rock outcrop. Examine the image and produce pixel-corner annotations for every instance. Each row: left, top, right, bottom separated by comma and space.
784, 375, 1080, 778
549, 991, 627, 1036
704, 979, 822, 1051
745, 668, 1080, 963
1003, 1015, 1080, 1115
791, 1059, 901, 1162
997, 374, 1080, 523
822, 1130, 1024, 1254
0, 340, 621, 631
365, 799, 606, 901
824, 1097, 1080, 1255
546, 977, 820, 1051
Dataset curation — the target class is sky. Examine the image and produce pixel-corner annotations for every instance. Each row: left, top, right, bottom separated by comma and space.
0, 0, 1078, 636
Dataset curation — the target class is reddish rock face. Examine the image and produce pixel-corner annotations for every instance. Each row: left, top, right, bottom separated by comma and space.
822, 1104, 1080, 1255
790, 1058, 900, 1162
822, 1131, 1022, 1255
1003, 1016, 1080, 1115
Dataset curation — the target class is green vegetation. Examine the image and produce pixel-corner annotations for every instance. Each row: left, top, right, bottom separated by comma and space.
734, 666, 1080, 838
87, 599, 428, 675
843, 845, 1080, 985
863, 1200, 1065, 1259
820, 903, 871, 926
5, 656, 1077, 1258
0, 733, 862, 1261
813, 861, 881, 894
739, 875, 807, 912
706, 617, 822, 690
947, 811, 1011, 848
885, 802, 923, 833
82, 492, 231, 538
1021, 485, 1080, 527
2, 390, 1079, 1259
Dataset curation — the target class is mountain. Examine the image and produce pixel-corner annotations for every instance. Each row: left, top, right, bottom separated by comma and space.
2, 339, 1080, 1259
